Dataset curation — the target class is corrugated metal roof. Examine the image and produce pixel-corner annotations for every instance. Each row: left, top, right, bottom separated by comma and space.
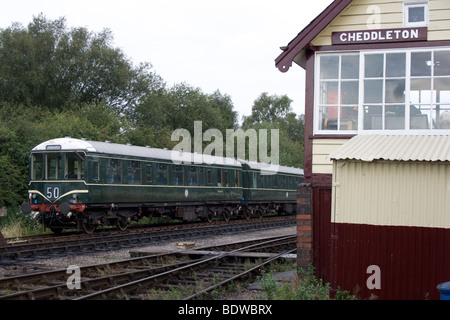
329, 135, 450, 162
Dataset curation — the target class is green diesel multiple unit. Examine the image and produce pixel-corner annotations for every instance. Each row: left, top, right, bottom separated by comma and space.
21, 138, 304, 233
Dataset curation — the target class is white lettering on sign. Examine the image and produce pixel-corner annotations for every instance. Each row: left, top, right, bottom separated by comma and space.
333, 27, 426, 45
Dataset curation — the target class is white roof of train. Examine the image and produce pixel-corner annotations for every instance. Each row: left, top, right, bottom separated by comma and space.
32, 137, 304, 175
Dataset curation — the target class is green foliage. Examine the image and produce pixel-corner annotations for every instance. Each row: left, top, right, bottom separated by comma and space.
242, 92, 304, 168
0, 14, 305, 212
0, 14, 163, 114
258, 268, 356, 300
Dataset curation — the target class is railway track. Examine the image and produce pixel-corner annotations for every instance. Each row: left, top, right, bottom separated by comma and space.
0, 235, 296, 300
0, 216, 295, 264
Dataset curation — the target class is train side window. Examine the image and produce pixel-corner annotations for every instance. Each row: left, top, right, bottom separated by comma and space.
188, 166, 198, 186
65, 153, 85, 180
207, 169, 212, 185
252, 172, 257, 188
234, 170, 240, 187
173, 165, 184, 186
93, 160, 100, 181
157, 163, 168, 185
107, 159, 121, 184
257, 174, 264, 188
217, 169, 222, 187
280, 175, 286, 189
198, 168, 205, 186
146, 164, 153, 183
128, 161, 141, 184
224, 170, 229, 187
31, 153, 43, 180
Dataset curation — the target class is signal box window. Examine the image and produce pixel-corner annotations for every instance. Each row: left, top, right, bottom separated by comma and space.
404, 1, 428, 27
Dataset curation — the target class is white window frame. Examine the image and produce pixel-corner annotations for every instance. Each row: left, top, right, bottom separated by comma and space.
314, 47, 450, 136
403, 1, 429, 27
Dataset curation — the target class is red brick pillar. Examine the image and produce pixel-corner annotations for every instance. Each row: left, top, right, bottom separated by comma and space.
297, 183, 312, 270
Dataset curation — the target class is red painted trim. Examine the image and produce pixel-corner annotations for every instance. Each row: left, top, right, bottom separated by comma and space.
275, 0, 353, 72
331, 222, 450, 300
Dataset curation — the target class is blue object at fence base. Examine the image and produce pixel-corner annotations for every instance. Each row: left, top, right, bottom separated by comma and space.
437, 281, 450, 300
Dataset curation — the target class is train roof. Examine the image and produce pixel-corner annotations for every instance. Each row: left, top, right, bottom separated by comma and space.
32, 137, 304, 174
239, 160, 304, 176
32, 137, 242, 167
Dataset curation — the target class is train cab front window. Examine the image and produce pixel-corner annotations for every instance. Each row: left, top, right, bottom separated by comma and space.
47, 154, 62, 180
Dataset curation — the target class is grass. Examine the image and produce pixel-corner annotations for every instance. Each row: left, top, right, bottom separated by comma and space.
257, 265, 357, 300
0, 208, 42, 238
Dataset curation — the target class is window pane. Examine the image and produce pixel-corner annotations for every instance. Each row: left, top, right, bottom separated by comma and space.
173, 165, 184, 186
364, 79, 383, 103
341, 81, 359, 104
386, 53, 406, 77
410, 78, 432, 104
107, 159, 121, 184
320, 56, 339, 79
434, 105, 450, 129
320, 81, 339, 104
364, 105, 383, 130
31, 154, 43, 180
340, 107, 358, 130
385, 105, 405, 130
385, 79, 405, 103
47, 154, 62, 180
128, 161, 141, 184
146, 164, 152, 182
157, 164, 167, 185
341, 55, 359, 79
365, 54, 384, 78
66, 153, 85, 180
93, 161, 100, 180
410, 106, 429, 129
319, 106, 338, 130
408, 6, 425, 23
434, 51, 450, 76
435, 78, 450, 104
411, 52, 431, 76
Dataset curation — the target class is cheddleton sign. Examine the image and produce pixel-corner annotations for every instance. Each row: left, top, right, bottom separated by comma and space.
332, 27, 427, 45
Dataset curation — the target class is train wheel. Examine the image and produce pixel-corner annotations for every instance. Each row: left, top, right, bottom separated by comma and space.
81, 222, 96, 234
206, 212, 213, 223
222, 211, 230, 221
115, 218, 128, 231
50, 227, 64, 235
244, 209, 251, 220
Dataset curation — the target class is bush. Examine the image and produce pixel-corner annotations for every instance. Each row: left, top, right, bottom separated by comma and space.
258, 267, 356, 300
0, 208, 41, 238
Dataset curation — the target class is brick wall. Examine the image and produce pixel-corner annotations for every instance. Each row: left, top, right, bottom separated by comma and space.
297, 183, 313, 270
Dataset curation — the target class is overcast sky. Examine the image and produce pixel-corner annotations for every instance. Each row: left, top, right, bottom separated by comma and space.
0, 0, 334, 120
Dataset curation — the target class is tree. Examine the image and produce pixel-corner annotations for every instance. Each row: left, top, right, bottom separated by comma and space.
242, 92, 293, 127
0, 14, 163, 114
241, 92, 304, 168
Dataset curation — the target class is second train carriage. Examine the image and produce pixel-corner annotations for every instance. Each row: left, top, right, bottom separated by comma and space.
21, 137, 303, 233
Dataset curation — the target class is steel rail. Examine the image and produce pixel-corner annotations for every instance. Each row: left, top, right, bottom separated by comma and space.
74, 235, 296, 300
0, 216, 295, 263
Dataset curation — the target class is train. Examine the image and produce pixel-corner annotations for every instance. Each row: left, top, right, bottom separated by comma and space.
21, 137, 304, 233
